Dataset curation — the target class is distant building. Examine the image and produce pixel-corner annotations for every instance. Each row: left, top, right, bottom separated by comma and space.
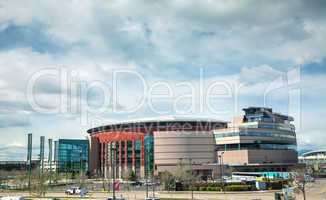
214, 107, 298, 172
299, 150, 326, 164
299, 150, 326, 175
57, 139, 89, 173
39, 159, 57, 172
0, 160, 38, 171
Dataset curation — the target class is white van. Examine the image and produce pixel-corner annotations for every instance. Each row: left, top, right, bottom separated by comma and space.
0, 196, 25, 200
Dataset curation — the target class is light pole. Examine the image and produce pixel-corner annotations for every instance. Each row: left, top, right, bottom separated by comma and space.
188, 158, 193, 200
214, 147, 219, 182
111, 145, 116, 200
152, 174, 155, 198
79, 150, 83, 177
145, 144, 149, 198
219, 152, 225, 192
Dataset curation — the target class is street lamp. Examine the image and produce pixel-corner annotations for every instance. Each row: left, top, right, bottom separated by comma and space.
218, 152, 225, 192
214, 147, 219, 182
111, 145, 116, 200
188, 158, 193, 200
146, 149, 149, 198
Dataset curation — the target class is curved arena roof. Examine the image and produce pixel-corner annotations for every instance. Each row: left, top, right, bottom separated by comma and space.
87, 115, 227, 135
301, 149, 326, 157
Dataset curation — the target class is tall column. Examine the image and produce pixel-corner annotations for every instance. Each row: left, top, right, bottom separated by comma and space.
124, 140, 128, 177
119, 141, 122, 179
100, 142, 104, 176
104, 142, 107, 179
114, 142, 117, 179
132, 140, 136, 172
108, 142, 112, 179
140, 136, 145, 178
89, 137, 100, 175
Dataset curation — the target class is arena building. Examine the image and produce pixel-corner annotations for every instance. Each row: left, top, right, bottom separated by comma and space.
87, 116, 227, 179
87, 107, 299, 179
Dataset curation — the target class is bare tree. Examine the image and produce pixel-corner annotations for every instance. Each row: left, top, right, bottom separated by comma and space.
30, 169, 49, 196
159, 171, 175, 191
291, 166, 308, 200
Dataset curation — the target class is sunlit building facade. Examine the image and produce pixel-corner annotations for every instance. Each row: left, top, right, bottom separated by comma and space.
214, 107, 298, 168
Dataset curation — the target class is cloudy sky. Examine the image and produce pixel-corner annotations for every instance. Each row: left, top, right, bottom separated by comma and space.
0, 0, 325, 160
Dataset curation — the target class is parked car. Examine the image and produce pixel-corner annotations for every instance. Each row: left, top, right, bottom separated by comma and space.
107, 197, 125, 200
145, 197, 160, 200
65, 187, 87, 195
131, 181, 143, 186
0, 196, 25, 200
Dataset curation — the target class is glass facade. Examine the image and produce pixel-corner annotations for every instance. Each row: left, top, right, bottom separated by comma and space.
216, 143, 297, 151
239, 122, 295, 132
214, 107, 297, 153
57, 139, 89, 173
214, 130, 296, 139
144, 134, 154, 177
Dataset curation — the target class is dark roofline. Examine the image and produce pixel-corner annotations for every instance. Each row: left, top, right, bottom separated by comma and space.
87, 120, 227, 135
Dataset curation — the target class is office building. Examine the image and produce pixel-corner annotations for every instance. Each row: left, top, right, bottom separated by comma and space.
57, 139, 89, 173
214, 107, 298, 172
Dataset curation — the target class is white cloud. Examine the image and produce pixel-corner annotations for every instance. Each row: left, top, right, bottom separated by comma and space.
0, 0, 325, 159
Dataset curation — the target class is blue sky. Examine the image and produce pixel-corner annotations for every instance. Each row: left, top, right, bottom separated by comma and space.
0, 0, 325, 160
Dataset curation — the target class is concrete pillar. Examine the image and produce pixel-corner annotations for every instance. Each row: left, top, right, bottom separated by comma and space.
124, 140, 128, 177
104, 142, 107, 179
114, 142, 117, 179
119, 141, 122, 179
108, 142, 112, 179
89, 137, 100, 175
140, 137, 145, 178
100, 142, 104, 176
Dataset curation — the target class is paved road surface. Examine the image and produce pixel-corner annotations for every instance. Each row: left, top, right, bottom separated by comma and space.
1, 178, 325, 200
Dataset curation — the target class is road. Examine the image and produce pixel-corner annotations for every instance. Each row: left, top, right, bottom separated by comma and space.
1, 179, 325, 200
0, 190, 277, 200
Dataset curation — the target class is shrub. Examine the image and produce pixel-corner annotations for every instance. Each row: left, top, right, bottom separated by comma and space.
225, 185, 251, 191
267, 182, 283, 190
206, 186, 214, 191
199, 186, 207, 191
